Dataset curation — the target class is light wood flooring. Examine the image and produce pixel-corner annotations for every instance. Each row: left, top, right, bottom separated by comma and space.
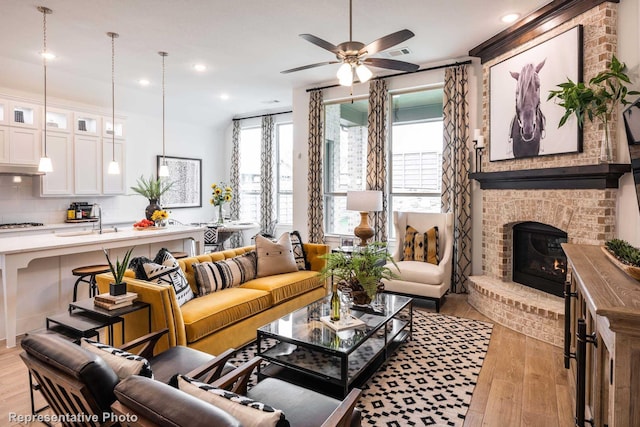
0, 294, 573, 426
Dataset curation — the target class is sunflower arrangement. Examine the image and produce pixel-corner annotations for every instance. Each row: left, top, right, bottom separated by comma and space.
150, 210, 169, 222
210, 182, 233, 206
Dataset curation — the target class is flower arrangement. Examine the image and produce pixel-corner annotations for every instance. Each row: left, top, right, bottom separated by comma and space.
210, 182, 233, 223
151, 210, 169, 227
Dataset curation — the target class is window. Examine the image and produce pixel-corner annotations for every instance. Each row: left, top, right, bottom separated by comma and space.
277, 123, 293, 225
323, 99, 369, 235
238, 127, 261, 221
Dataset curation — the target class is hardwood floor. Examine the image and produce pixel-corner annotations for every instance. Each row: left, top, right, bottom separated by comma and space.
0, 294, 573, 426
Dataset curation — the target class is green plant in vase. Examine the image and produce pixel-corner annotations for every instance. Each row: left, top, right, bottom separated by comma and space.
547, 55, 639, 162
130, 175, 174, 220
103, 247, 135, 296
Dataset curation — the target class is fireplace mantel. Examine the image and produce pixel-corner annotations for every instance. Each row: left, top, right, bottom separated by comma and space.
469, 164, 630, 190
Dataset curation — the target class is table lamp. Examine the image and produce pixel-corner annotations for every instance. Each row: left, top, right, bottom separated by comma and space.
347, 190, 383, 246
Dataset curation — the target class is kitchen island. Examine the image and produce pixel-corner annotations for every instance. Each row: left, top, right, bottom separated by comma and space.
0, 225, 205, 347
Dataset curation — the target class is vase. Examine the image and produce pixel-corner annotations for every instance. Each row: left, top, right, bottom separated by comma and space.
145, 199, 161, 221
109, 282, 126, 296
216, 204, 224, 224
155, 219, 167, 228
599, 122, 612, 163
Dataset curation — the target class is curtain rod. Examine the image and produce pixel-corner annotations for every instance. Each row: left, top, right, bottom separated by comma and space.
305, 59, 473, 93
233, 110, 293, 121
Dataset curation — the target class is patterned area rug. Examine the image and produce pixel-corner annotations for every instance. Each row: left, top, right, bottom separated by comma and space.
230, 311, 493, 427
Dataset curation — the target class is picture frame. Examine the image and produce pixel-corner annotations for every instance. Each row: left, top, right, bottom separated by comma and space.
340, 236, 355, 248
157, 155, 202, 208
489, 25, 583, 161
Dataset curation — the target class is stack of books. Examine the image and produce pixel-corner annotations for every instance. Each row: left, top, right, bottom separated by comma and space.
94, 292, 137, 310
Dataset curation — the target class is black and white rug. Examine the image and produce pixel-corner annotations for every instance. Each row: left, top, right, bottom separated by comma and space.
230, 311, 493, 426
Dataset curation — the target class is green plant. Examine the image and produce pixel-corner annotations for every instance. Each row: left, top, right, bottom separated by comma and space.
103, 247, 135, 284
547, 55, 639, 130
130, 175, 173, 200
604, 239, 640, 267
320, 242, 399, 302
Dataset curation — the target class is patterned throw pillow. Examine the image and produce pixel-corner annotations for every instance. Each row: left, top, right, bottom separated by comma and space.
403, 225, 418, 260
192, 251, 257, 295
81, 338, 153, 380
129, 248, 195, 306
412, 226, 439, 265
255, 233, 298, 278
289, 230, 309, 270
177, 375, 285, 427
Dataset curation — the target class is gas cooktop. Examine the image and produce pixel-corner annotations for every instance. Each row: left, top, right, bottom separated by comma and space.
0, 222, 45, 229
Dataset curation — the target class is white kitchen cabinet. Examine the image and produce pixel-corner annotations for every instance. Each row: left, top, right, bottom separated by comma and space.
40, 132, 73, 195
74, 135, 101, 195
8, 127, 40, 165
103, 116, 125, 139
102, 138, 126, 194
0, 125, 8, 162
74, 112, 100, 136
10, 101, 39, 129
0, 98, 8, 125
45, 108, 72, 133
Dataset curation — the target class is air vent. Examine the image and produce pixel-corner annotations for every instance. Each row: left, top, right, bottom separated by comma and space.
383, 47, 412, 57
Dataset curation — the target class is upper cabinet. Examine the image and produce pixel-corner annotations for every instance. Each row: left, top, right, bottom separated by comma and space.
103, 116, 125, 139
74, 113, 101, 137
10, 101, 40, 129
0, 98, 41, 166
45, 108, 72, 133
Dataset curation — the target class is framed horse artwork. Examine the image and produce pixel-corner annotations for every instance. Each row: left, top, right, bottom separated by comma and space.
489, 25, 583, 161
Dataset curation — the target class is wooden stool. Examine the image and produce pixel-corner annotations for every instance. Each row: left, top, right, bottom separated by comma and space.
72, 265, 111, 301
170, 251, 189, 259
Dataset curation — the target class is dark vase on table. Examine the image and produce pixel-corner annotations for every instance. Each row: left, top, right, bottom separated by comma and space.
109, 282, 126, 296
145, 199, 161, 221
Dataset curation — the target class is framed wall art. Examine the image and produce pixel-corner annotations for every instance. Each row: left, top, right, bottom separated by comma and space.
157, 155, 202, 208
489, 25, 583, 161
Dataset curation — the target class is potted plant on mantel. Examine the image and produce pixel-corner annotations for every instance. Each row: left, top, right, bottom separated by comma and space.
130, 175, 174, 220
547, 55, 639, 163
103, 247, 135, 296
320, 243, 399, 306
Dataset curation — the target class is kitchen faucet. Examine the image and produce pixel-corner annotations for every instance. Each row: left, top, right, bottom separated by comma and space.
90, 204, 102, 234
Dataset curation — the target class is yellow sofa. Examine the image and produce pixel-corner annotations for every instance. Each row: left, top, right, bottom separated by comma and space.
96, 243, 329, 355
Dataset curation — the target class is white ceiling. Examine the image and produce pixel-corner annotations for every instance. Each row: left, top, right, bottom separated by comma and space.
0, 0, 551, 129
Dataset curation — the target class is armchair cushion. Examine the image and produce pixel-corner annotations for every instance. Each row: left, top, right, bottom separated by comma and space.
178, 375, 286, 427
81, 338, 153, 380
387, 260, 446, 285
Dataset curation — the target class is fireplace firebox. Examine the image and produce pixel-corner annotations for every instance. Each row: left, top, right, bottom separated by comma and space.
513, 222, 567, 297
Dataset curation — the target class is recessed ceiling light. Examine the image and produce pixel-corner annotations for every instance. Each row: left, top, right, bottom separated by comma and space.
138, 79, 150, 86
220, 94, 229, 100
194, 64, 207, 72
501, 13, 520, 23
41, 52, 56, 60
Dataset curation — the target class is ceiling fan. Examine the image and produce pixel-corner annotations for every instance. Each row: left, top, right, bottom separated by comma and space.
281, 0, 420, 86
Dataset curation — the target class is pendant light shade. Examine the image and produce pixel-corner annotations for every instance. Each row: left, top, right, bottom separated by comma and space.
107, 31, 120, 175
337, 63, 353, 86
37, 6, 53, 173
158, 51, 169, 177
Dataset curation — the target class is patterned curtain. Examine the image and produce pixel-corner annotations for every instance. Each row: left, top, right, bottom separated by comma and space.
307, 90, 324, 243
260, 115, 275, 232
442, 64, 471, 293
229, 120, 241, 247
367, 79, 388, 242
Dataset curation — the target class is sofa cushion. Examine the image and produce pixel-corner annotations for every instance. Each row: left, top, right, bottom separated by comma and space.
386, 260, 445, 285
81, 338, 153, 380
256, 233, 298, 278
181, 288, 272, 343
178, 375, 286, 427
192, 252, 257, 295
240, 270, 323, 305
129, 249, 195, 306
289, 231, 309, 270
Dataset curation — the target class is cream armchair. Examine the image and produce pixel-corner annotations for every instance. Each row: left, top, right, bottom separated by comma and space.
382, 211, 453, 312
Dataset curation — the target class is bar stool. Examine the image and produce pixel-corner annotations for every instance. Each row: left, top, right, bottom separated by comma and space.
72, 265, 111, 302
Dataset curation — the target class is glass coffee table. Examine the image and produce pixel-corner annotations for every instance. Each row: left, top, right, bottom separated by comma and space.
257, 293, 412, 398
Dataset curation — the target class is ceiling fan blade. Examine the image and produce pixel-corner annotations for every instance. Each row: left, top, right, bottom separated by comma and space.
363, 58, 420, 72
299, 34, 341, 54
281, 61, 340, 74
359, 29, 415, 56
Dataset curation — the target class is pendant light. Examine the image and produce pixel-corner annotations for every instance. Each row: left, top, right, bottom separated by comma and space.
37, 6, 53, 173
107, 32, 120, 175
158, 51, 169, 177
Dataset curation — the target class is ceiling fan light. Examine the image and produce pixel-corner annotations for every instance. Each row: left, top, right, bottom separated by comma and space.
337, 63, 353, 86
356, 64, 372, 83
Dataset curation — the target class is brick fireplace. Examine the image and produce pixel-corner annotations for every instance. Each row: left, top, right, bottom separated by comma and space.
467, 2, 627, 347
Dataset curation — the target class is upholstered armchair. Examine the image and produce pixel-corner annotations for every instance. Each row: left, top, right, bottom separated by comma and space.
382, 211, 454, 311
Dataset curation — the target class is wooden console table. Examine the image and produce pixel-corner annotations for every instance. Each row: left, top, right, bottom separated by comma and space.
562, 244, 640, 427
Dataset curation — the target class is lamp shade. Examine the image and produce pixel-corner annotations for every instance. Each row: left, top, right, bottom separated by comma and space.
346, 190, 382, 212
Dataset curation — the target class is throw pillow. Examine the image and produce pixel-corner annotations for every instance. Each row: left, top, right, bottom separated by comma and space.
177, 375, 286, 427
129, 248, 195, 306
192, 251, 257, 295
403, 225, 418, 260
289, 230, 309, 270
424, 226, 440, 265
81, 338, 153, 380
255, 233, 298, 278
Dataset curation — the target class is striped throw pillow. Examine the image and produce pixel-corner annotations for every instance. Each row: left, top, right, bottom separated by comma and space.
193, 251, 257, 295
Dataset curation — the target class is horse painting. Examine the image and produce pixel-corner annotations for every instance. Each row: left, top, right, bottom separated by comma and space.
509, 60, 546, 158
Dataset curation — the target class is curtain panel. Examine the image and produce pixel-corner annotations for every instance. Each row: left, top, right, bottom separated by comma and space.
367, 79, 388, 242
442, 64, 471, 293
229, 120, 241, 247
260, 115, 275, 232
307, 90, 324, 243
